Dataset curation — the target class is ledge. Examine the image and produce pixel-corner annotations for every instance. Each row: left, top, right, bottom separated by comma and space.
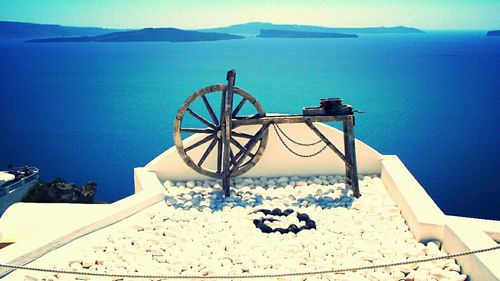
380, 155, 445, 241
0, 170, 165, 278
443, 218, 500, 281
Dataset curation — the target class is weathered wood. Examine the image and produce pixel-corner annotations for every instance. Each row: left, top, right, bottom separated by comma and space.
231, 137, 256, 159
180, 128, 213, 134
229, 150, 237, 167
173, 71, 359, 198
217, 90, 226, 173
222, 70, 236, 196
184, 134, 214, 152
230, 123, 271, 175
198, 138, 218, 166
173, 84, 268, 179
201, 95, 219, 126
232, 131, 254, 139
233, 114, 348, 126
232, 97, 247, 117
344, 116, 360, 198
304, 120, 351, 168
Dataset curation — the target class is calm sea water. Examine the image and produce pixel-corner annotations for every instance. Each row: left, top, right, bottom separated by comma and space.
1, 32, 499, 220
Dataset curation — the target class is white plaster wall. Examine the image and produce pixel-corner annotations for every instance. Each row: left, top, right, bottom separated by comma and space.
381, 155, 445, 242
146, 122, 382, 181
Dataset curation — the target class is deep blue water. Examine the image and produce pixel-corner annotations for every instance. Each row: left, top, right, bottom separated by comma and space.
1, 32, 499, 220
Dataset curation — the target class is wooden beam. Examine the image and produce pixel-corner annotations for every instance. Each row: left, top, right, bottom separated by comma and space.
230, 123, 271, 175
304, 120, 351, 168
222, 70, 236, 196
233, 114, 349, 126
343, 116, 360, 198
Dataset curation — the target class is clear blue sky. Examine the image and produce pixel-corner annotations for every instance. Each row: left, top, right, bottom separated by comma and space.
0, 0, 498, 30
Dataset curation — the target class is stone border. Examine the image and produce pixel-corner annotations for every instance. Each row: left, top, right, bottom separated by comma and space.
0, 169, 164, 278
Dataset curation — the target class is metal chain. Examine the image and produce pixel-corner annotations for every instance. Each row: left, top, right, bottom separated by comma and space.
273, 123, 323, 146
0, 245, 498, 279
272, 123, 328, 158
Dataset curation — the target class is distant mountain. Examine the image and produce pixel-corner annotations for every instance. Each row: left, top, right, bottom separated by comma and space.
26, 28, 244, 43
486, 30, 500, 36
258, 29, 358, 39
200, 22, 425, 37
0, 21, 123, 39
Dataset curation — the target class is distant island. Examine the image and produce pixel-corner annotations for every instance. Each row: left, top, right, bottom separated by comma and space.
486, 30, 500, 36
200, 22, 425, 37
258, 29, 358, 39
26, 28, 244, 43
0, 21, 121, 39
0, 21, 425, 42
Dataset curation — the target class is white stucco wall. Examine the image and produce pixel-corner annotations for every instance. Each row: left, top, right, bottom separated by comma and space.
146, 122, 382, 181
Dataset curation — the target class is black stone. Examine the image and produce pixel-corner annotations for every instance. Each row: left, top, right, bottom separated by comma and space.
257, 209, 271, 215
288, 224, 300, 234
261, 225, 273, 233
297, 213, 310, 222
271, 208, 282, 216
306, 220, 316, 229
263, 218, 279, 222
253, 219, 261, 226
282, 209, 294, 216
275, 228, 289, 234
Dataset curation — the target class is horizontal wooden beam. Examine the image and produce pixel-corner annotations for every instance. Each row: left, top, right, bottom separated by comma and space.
232, 114, 351, 126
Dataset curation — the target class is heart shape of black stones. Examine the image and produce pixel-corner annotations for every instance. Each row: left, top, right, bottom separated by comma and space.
253, 208, 316, 234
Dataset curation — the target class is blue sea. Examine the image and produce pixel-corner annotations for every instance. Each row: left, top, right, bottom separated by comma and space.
1, 32, 499, 220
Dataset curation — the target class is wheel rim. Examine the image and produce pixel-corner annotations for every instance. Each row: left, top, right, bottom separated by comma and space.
174, 84, 268, 178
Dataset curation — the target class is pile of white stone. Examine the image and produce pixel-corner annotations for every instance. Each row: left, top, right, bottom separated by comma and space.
163, 175, 354, 212
25, 175, 467, 281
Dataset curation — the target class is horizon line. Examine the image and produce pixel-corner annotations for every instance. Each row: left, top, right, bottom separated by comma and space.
0, 19, 497, 32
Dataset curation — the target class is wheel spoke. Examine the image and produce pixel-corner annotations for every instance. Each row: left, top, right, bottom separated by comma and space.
231, 137, 255, 160
198, 137, 218, 167
187, 108, 216, 129
232, 98, 247, 118
229, 149, 238, 168
230, 123, 270, 174
232, 131, 254, 139
201, 95, 219, 126
185, 134, 214, 152
180, 128, 214, 134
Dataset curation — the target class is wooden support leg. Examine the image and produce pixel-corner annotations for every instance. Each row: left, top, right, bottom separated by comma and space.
222, 70, 236, 197
343, 115, 361, 198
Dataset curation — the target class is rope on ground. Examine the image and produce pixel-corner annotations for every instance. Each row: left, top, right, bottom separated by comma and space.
0, 245, 498, 279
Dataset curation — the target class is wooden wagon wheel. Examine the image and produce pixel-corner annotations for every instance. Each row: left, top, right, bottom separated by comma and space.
173, 84, 269, 179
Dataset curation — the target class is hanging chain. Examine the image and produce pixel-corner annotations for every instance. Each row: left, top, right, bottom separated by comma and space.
272, 123, 327, 158
273, 123, 323, 146
0, 245, 498, 279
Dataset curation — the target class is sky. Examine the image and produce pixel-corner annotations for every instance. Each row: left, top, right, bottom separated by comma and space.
0, 0, 499, 30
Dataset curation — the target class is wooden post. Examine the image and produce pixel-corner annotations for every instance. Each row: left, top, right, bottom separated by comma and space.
343, 115, 360, 198
222, 70, 236, 197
